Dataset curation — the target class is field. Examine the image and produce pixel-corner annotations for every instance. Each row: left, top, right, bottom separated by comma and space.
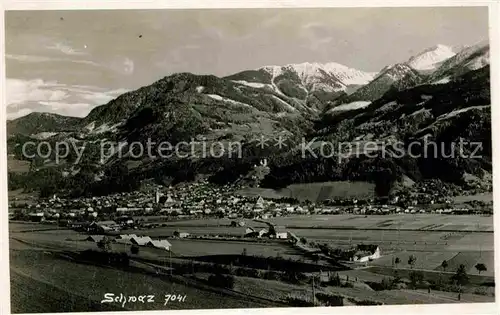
264, 214, 494, 231
146, 215, 494, 253
8, 212, 496, 312
160, 214, 494, 231
369, 250, 495, 277
237, 181, 376, 202
453, 193, 493, 204
169, 239, 304, 260
9, 225, 280, 313
8, 223, 310, 262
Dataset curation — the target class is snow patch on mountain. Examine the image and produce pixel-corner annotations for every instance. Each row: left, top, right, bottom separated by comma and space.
206, 94, 253, 108
207, 94, 223, 101
438, 105, 490, 120
271, 95, 297, 112
232, 80, 269, 89
32, 132, 58, 140
432, 77, 451, 84
328, 101, 371, 113
91, 122, 122, 134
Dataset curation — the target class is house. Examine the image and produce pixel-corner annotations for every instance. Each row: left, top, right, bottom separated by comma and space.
255, 196, 265, 209
89, 220, 120, 233
352, 244, 381, 262
295, 206, 308, 214
258, 228, 269, 238
116, 216, 134, 226
130, 236, 153, 246
173, 231, 190, 238
147, 239, 172, 251
270, 226, 288, 239
244, 227, 259, 238
275, 231, 288, 239
28, 212, 45, 222
86, 235, 105, 243
231, 220, 245, 227
114, 234, 137, 244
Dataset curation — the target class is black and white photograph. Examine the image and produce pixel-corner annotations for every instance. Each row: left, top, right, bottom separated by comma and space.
3, 3, 498, 314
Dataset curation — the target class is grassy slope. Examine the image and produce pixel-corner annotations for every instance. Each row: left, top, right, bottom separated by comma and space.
10, 248, 276, 312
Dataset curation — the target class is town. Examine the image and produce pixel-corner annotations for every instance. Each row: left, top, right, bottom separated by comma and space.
9, 176, 493, 228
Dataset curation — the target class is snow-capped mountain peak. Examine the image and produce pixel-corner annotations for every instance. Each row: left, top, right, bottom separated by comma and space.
261, 61, 377, 86
407, 44, 456, 71
428, 40, 489, 83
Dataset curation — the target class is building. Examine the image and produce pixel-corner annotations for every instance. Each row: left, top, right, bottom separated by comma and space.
114, 234, 137, 244
244, 227, 259, 238
275, 231, 288, 239
86, 235, 105, 243
28, 212, 44, 222
352, 244, 381, 262
269, 226, 288, 239
258, 228, 269, 238
230, 220, 245, 227
147, 239, 172, 251
130, 236, 153, 246
89, 220, 120, 233
173, 231, 190, 238
255, 197, 265, 209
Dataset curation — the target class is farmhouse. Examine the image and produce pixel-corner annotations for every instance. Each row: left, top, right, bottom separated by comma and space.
173, 231, 190, 238
114, 234, 137, 244
258, 228, 269, 238
89, 220, 120, 233
244, 227, 259, 238
147, 239, 172, 251
130, 236, 153, 246
86, 235, 105, 243
231, 220, 246, 227
352, 244, 381, 262
270, 226, 288, 239
288, 232, 300, 244
28, 212, 45, 222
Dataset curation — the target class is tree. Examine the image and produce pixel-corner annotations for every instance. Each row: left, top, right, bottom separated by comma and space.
451, 264, 469, 286
131, 245, 140, 255
97, 236, 112, 252
408, 255, 416, 269
475, 263, 487, 275
441, 260, 448, 272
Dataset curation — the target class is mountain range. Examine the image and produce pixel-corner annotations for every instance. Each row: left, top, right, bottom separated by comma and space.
7, 41, 492, 199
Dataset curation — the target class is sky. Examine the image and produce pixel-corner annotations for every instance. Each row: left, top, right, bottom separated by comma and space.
5, 7, 489, 119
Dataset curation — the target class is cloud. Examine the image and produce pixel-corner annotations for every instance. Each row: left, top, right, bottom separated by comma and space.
6, 78, 129, 118
109, 56, 135, 75
47, 42, 86, 56
7, 108, 33, 120
5, 54, 55, 63
123, 57, 135, 75
7, 78, 69, 105
6, 53, 104, 68
80, 88, 129, 104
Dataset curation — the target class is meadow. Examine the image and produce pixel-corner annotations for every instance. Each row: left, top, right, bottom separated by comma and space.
160, 214, 494, 232
9, 219, 495, 310
237, 181, 376, 202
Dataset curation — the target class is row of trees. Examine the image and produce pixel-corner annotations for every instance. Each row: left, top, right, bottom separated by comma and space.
393, 255, 487, 275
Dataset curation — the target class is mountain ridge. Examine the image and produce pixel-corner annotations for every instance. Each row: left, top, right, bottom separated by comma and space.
6, 41, 492, 199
